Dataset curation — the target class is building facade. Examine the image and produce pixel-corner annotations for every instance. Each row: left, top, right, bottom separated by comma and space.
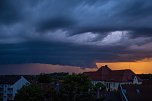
0, 76, 29, 101
84, 65, 142, 91
119, 80, 152, 101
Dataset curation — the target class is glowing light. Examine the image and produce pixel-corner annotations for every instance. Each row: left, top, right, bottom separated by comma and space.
96, 60, 152, 74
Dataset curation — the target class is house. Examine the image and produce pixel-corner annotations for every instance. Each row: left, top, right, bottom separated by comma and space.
119, 80, 152, 101
0, 76, 30, 101
84, 65, 142, 91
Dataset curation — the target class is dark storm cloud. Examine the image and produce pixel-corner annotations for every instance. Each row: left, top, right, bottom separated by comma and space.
1, 0, 152, 35
0, 42, 122, 67
0, 0, 152, 67
120, 1, 152, 18
1, 41, 151, 67
128, 29, 152, 38
37, 17, 76, 32
0, 0, 21, 24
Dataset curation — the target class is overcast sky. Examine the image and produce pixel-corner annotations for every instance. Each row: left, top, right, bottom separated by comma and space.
0, 0, 152, 68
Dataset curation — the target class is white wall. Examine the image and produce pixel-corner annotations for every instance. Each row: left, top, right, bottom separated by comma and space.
11, 76, 30, 99
110, 83, 120, 91
91, 78, 142, 92
0, 76, 29, 101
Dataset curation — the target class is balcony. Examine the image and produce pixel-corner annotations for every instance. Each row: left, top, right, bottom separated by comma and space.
7, 90, 13, 94
7, 94, 13, 100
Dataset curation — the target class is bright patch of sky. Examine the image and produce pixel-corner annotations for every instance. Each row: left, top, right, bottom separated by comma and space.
101, 31, 128, 45
42, 30, 128, 46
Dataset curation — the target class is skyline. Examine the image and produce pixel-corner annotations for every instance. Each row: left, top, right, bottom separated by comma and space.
0, 61, 152, 75
0, 0, 152, 74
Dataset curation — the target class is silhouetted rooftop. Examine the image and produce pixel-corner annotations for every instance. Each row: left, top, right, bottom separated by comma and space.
84, 65, 141, 82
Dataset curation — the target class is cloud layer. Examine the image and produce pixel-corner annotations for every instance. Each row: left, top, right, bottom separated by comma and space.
0, 0, 152, 67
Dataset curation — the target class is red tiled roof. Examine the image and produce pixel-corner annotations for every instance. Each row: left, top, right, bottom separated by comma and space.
84, 72, 101, 81
84, 65, 141, 82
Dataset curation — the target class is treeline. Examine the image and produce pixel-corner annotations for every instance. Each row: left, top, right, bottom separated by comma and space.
15, 73, 106, 101
138, 74, 152, 80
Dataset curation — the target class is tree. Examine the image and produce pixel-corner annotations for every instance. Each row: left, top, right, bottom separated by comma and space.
15, 84, 44, 101
94, 82, 106, 91
61, 74, 91, 101
37, 73, 52, 83
93, 82, 106, 100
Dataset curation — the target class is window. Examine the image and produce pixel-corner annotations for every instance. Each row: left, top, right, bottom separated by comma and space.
7, 88, 13, 90
136, 89, 140, 95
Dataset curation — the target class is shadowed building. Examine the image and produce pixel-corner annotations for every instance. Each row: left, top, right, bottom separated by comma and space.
84, 65, 142, 91
0, 76, 30, 101
119, 80, 152, 101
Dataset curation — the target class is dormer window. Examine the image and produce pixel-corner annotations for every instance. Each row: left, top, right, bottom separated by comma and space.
133, 76, 138, 84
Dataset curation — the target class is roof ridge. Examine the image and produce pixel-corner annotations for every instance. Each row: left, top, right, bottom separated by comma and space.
113, 69, 131, 71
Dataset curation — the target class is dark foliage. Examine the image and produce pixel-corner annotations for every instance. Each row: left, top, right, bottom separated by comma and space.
15, 84, 44, 101
138, 74, 152, 80
37, 73, 52, 83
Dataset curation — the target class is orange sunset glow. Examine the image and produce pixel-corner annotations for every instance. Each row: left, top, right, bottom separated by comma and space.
96, 59, 152, 74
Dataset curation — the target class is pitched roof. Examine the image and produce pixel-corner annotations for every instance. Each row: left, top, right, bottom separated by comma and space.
84, 71, 101, 81
109, 69, 137, 82
84, 65, 141, 82
0, 75, 22, 85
